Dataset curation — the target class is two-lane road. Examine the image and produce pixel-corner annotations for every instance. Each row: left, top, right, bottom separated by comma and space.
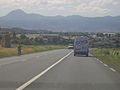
0, 49, 120, 90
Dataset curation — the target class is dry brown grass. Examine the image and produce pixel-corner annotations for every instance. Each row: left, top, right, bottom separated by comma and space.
0, 45, 66, 58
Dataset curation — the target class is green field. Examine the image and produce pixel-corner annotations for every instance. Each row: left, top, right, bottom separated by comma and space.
0, 45, 66, 58
90, 48, 120, 71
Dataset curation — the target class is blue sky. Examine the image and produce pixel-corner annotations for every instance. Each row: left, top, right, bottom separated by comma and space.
0, 0, 120, 17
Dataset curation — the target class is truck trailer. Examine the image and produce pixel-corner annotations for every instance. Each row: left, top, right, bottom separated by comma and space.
74, 36, 89, 56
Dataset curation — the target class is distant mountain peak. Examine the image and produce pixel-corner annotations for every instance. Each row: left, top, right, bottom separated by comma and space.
0, 9, 120, 32
4, 9, 44, 19
7, 9, 27, 16
11, 9, 25, 13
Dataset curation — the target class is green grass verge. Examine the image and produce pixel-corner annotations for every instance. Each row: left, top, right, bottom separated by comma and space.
90, 48, 120, 71
0, 45, 66, 58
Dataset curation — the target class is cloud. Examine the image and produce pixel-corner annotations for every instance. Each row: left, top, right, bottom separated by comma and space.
46, 0, 82, 4
0, 0, 120, 16
0, 0, 119, 9
47, 0, 67, 5
74, 3, 110, 14
73, 0, 120, 14
89, 0, 120, 7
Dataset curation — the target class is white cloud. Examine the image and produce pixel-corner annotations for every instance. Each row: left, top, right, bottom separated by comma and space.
47, 0, 82, 4
0, 0, 120, 16
47, 0, 67, 5
89, 0, 120, 7
0, 0, 119, 9
74, 3, 110, 14
50, 6, 65, 10
73, 0, 120, 14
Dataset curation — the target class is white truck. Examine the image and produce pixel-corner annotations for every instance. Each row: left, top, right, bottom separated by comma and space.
74, 36, 89, 56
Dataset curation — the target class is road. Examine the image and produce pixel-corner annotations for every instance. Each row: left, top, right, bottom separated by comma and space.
0, 49, 120, 90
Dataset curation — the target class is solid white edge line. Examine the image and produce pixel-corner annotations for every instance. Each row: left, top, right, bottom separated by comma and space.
100, 61, 103, 64
97, 59, 100, 61
93, 55, 117, 73
103, 64, 108, 67
16, 51, 73, 90
110, 68, 116, 72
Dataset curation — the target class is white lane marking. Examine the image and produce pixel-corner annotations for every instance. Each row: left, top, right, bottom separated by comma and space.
96, 59, 100, 61
103, 64, 108, 67
110, 68, 116, 72
16, 51, 73, 90
100, 61, 103, 64
95, 58, 117, 72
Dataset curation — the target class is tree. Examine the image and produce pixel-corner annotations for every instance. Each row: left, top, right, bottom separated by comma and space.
20, 34, 27, 40
13, 32, 16, 39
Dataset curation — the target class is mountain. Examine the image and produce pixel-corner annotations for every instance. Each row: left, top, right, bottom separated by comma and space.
0, 9, 120, 32
0, 9, 44, 20
0, 27, 49, 33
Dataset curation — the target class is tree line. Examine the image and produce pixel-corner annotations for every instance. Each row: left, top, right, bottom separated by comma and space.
11, 32, 73, 45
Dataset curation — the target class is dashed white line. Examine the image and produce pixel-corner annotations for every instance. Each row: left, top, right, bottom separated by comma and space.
95, 58, 117, 73
16, 51, 73, 90
110, 68, 116, 72
96, 59, 100, 61
99, 61, 103, 64
103, 64, 108, 67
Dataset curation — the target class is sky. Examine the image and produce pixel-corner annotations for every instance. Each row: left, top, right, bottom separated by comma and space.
0, 0, 120, 17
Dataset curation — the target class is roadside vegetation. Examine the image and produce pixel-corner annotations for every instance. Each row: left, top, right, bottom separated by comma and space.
11, 32, 74, 45
90, 48, 120, 71
0, 45, 66, 58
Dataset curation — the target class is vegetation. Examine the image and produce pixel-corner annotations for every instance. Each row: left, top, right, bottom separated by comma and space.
1, 28, 120, 48
0, 27, 49, 34
90, 33, 120, 48
90, 48, 120, 71
0, 45, 66, 58
11, 32, 74, 45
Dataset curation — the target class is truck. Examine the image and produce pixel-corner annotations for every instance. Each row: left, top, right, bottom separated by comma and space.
74, 36, 89, 56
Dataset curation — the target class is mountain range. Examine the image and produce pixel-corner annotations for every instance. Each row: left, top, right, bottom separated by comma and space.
0, 9, 120, 32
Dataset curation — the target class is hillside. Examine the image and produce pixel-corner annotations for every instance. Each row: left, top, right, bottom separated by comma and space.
0, 27, 49, 33
0, 9, 120, 32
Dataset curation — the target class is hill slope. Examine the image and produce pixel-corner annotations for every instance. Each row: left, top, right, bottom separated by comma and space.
0, 9, 120, 32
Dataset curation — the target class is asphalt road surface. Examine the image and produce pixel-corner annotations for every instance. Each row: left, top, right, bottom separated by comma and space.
0, 49, 120, 90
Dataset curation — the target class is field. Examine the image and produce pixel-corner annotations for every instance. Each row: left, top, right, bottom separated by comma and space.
90, 48, 120, 71
0, 45, 66, 58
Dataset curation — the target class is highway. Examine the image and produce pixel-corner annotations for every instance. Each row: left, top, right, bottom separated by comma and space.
0, 49, 120, 90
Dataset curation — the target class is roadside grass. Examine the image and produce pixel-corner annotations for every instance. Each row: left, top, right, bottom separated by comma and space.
90, 48, 120, 71
0, 45, 66, 58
